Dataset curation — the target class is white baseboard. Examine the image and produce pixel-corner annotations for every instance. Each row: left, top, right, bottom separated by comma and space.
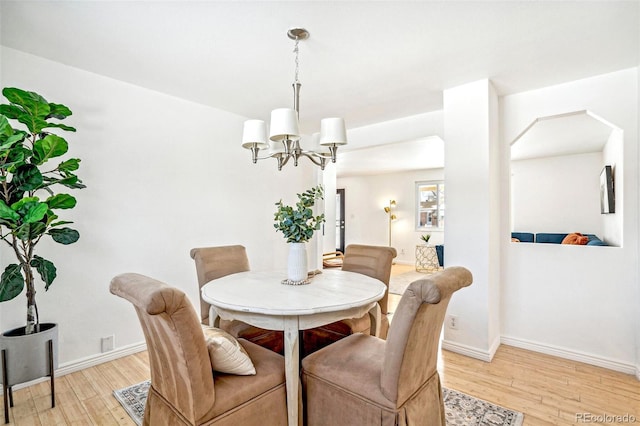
501, 336, 638, 377
0, 342, 147, 394
441, 339, 496, 362
58, 341, 147, 376
443, 336, 638, 379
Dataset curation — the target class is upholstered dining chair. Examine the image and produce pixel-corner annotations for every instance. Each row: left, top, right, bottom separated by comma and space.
301, 266, 473, 426
302, 244, 397, 356
190, 245, 284, 354
110, 273, 287, 426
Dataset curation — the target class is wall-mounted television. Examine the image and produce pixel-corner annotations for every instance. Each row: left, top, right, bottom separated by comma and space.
600, 165, 615, 214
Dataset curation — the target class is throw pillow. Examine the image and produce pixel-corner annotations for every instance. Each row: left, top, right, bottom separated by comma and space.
561, 232, 588, 245
202, 325, 256, 375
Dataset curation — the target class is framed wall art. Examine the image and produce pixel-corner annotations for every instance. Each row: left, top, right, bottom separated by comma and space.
600, 165, 615, 214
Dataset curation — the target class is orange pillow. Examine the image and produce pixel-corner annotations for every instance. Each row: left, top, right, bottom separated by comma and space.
561, 233, 588, 245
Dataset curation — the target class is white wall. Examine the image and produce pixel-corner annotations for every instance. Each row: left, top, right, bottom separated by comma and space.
321, 165, 337, 255
602, 129, 624, 246
442, 79, 501, 359
501, 68, 639, 372
0, 47, 317, 364
636, 54, 640, 378
511, 152, 605, 236
337, 168, 444, 264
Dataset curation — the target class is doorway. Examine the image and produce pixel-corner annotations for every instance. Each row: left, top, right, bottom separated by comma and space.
336, 189, 345, 253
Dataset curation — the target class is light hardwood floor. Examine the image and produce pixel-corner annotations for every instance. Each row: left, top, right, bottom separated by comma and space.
3, 264, 639, 425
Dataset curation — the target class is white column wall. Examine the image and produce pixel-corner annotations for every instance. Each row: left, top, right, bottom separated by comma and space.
0, 47, 316, 364
321, 165, 337, 256
441, 79, 501, 359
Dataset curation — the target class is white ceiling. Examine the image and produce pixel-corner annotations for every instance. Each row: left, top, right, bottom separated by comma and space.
338, 136, 444, 177
1, 1, 638, 175
510, 111, 618, 161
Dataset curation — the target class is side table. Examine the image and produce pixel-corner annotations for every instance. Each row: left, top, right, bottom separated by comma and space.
415, 244, 441, 272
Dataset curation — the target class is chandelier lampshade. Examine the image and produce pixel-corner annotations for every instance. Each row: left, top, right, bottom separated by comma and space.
241, 120, 268, 149
269, 108, 301, 142
269, 140, 286, 155
319, 117, 348, 146
311, 132, 331, 156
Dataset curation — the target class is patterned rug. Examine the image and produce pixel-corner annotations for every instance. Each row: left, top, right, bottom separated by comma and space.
114, 380, 524, 425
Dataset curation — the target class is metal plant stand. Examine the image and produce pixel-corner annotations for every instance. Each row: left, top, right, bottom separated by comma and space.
1, 339, 55, 424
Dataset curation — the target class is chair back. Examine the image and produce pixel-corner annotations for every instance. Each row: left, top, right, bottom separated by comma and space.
380, 266, 472, 404
110, 273, 215, 423
342, 244, 397, 314
190, 245, 250, 324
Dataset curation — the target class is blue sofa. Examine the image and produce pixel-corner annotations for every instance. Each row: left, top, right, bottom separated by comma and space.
511, 232, 606, 246
436, 232, 605, 269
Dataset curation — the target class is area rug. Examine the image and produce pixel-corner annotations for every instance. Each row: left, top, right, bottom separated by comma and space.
389, 269, 434, 295
114, 380, 524, 426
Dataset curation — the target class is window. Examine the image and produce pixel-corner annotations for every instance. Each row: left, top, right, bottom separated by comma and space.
416, 181, 445, 230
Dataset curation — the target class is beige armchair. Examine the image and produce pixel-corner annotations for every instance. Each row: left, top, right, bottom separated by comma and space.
110, 273, 287, 426
301, 266, 473, 425
190, 245, 284, 354
302, 244, 397, 356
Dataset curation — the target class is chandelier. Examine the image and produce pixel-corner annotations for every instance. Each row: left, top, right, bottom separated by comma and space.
241, 28, 347, 170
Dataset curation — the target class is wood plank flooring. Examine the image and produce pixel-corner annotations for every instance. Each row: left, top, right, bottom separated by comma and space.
3, 264, 638, 425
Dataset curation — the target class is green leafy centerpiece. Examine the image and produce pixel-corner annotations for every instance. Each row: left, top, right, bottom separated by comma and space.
0, 87, 85, 335
274, 185, 325, 284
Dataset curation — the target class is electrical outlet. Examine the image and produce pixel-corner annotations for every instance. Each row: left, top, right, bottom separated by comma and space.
400, 248, 405, 255
447, 315, 459, 330
101, 335, 114, 353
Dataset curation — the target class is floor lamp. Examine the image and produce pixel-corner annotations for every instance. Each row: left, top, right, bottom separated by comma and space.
383, 200, 397, 247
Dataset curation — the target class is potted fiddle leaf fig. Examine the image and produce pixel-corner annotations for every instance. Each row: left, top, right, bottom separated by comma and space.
0, 87, 84, 402
274, 185, 325, 283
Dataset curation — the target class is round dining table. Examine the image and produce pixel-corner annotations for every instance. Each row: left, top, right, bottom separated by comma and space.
201, 269, 386, 426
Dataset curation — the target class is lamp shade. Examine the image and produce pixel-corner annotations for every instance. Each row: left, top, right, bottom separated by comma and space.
269, 108, 300, 142
319, 117, 347, 146
269, 140, 285, 155
242, 120, 269, 149
311, 132, 331, 155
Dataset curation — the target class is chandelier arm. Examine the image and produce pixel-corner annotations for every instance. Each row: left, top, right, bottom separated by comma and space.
297, 151, 327, 168
279, 154, 291, 170
252, 153, 282, 161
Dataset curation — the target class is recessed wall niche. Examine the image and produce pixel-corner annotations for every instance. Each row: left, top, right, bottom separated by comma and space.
510, 110, 622, 247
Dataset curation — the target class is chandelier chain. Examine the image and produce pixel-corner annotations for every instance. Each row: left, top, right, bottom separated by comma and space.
293, 37, 300, 84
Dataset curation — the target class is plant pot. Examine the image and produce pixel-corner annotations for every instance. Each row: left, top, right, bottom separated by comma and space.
0, 323, 57, 423
0, 322, 58, 386
287, 242, 308, 283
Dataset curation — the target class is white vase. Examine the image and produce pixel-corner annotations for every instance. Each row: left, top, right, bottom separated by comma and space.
287, 242, 308, 282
